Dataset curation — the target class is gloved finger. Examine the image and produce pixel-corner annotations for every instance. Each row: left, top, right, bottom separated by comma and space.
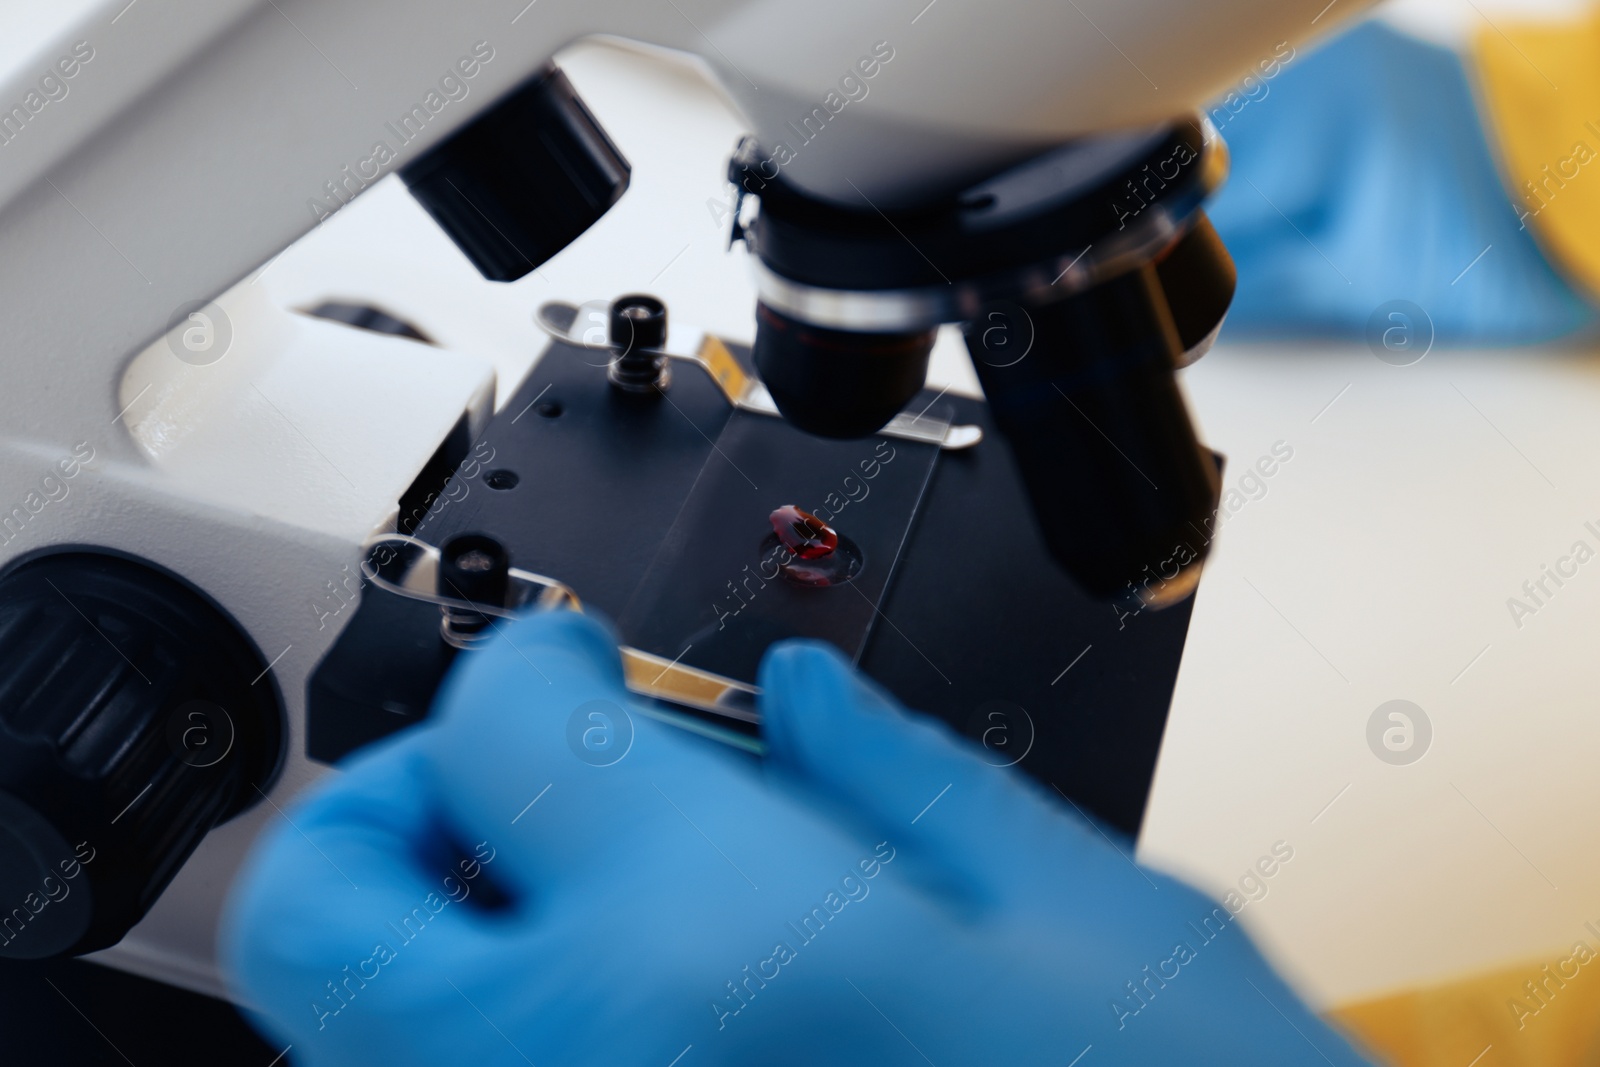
221, 728, 519, 1066
419, 610, 813, 906
758, 640, 1131, 907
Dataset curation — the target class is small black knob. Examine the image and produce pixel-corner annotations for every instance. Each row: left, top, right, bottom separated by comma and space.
438, 534, 510, 646
0, 553, 283, 960
607, 294, 670, 394
609, 294, 667, 353
439, 533, 510, 609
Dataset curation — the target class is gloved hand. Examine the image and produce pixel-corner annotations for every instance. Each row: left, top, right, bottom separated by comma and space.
223, 611, 1373, 1066
1208, 20, 1596, 344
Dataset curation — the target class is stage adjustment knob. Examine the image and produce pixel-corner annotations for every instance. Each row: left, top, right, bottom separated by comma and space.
0, 553, 283, 961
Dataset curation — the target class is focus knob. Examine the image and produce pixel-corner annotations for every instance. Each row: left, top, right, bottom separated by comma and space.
0, 553, 283, 960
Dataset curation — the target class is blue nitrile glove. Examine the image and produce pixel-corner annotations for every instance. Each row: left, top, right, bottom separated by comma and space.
1208, 19, 1596, 343
222, 611, 1373, 1066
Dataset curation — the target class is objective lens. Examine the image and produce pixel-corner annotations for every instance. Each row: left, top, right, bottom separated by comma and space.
752, 302, 936, 439
965, 265, 1221, 603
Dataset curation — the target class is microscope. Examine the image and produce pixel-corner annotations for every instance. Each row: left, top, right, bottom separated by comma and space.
0, 0, 1365, 1000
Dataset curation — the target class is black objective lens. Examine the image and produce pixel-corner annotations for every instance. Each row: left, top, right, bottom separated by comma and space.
965, 264, 1221, 603
752, 302, 936, 439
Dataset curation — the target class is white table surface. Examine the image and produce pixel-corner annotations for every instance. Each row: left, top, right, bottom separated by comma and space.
249, 38, 1600, 1010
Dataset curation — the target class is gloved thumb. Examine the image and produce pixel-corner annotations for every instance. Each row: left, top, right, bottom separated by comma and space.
758, 640, 1111, 909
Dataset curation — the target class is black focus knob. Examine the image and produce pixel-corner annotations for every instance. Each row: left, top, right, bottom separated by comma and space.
0, 553, 283, 960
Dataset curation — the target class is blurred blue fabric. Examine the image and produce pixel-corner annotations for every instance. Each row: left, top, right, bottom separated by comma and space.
1207, 20, 1596, 343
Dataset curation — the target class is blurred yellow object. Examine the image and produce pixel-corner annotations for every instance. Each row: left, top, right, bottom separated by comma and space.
1470, 6, 1600, 303
1329, 944, 1600, 1067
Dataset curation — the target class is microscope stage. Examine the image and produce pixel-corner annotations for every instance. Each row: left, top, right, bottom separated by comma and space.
311, 336, 1207, 834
